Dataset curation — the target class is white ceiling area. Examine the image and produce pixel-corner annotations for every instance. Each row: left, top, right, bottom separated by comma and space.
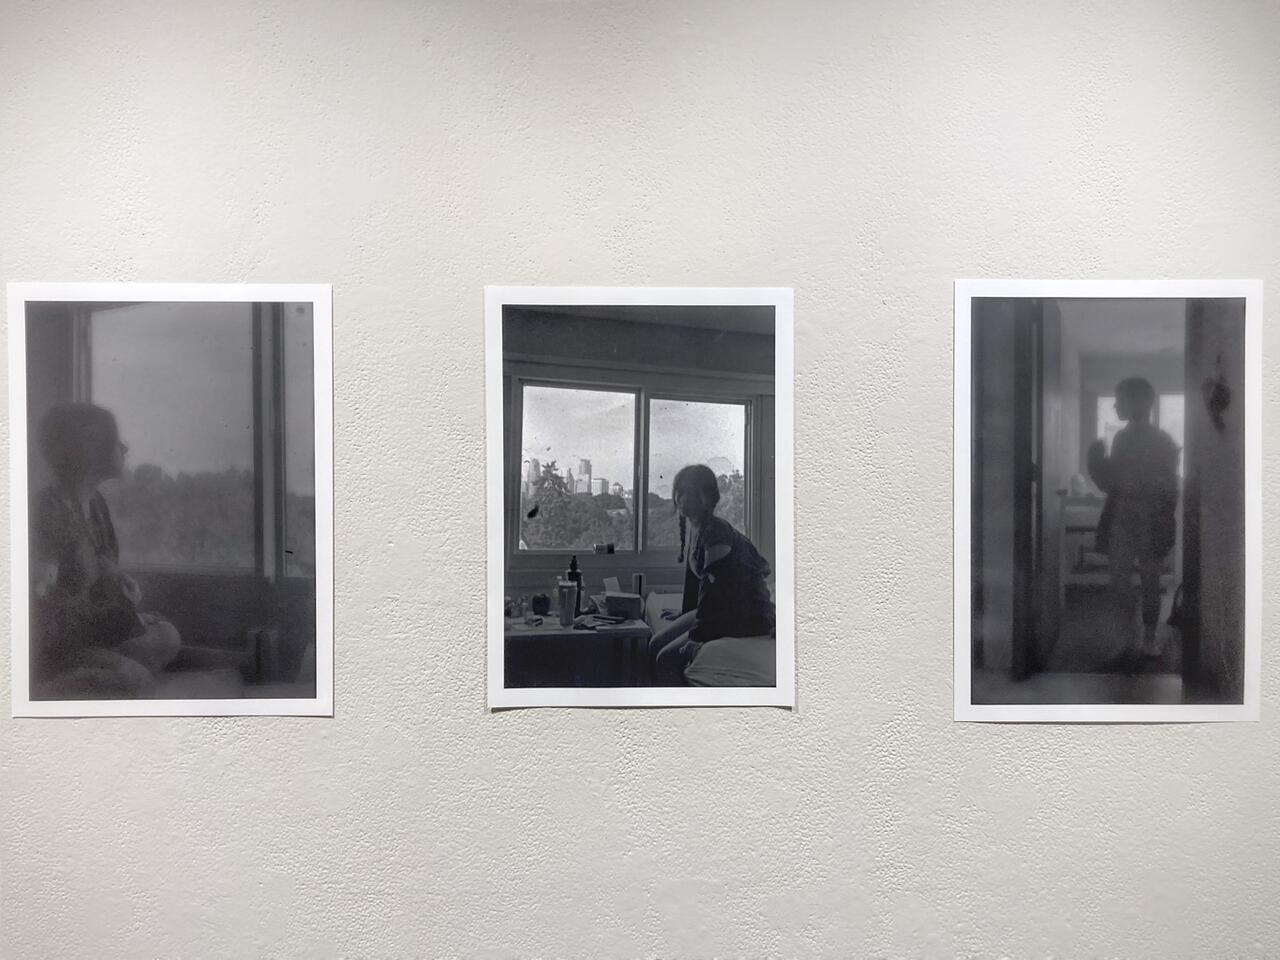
1057, 298, 1185, 358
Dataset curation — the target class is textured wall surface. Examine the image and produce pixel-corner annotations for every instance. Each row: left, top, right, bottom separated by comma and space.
2, 1, 1279, 957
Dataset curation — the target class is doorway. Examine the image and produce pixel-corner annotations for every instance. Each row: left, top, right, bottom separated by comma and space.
969, 297, 1246, 705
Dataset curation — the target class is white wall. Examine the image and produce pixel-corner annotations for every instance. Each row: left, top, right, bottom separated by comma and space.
2, 2, 1279, 958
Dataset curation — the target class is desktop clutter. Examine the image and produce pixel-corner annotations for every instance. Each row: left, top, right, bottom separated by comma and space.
504, 555, 647, 630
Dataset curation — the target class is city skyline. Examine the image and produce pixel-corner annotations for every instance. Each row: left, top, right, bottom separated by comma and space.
521, 388, 746, 501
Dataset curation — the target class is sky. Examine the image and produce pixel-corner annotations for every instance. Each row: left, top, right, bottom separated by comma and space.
521, 386, 744, 495
91, 302, 315, 493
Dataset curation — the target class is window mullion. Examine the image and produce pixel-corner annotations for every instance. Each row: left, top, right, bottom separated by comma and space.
636, 388, 649, 551
252, 305, 285, 583
270, 303, 286, 581
252, 306, 266, 578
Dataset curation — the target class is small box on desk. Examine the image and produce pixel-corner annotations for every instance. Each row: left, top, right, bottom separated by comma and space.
603, 592, 644, 619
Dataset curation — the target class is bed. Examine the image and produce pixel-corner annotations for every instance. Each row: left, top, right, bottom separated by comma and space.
643, 591, 777, 687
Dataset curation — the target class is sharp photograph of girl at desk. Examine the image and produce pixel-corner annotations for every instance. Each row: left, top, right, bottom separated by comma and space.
495, 297, 786, 696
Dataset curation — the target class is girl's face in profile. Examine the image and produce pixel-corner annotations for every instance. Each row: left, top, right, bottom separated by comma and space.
103, 437, 128, 481
674, 483, 710, 524
1114, 395, 1134, 422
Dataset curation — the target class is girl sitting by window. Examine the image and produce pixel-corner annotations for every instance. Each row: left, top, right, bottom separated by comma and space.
30, 403, 181, 699
647, 464, 775, 685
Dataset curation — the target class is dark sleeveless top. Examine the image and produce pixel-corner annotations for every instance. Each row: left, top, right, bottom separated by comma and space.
681, 516, 775, 642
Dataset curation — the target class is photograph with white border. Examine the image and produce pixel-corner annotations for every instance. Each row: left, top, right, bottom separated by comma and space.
9, 282, 334, 717
486, 287, 795, 709
955, 279, 1261, 723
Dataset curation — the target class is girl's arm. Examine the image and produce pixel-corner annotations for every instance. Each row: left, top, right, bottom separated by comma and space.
648, 610, 695, 650
703, 543, 730, 567
1087, 438, 1113, 491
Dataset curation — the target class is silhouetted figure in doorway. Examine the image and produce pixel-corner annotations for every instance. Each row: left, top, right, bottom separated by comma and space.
1087, 377, 1180, 669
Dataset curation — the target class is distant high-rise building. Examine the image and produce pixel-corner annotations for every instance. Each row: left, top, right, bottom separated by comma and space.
595, 478, 608, 495
566, 459, 588, 495
526, 458, 541, 484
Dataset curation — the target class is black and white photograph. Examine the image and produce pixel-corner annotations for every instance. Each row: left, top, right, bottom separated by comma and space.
955, 280, 1261, 722
486, 287, 794, 708
8, 283, 333, 717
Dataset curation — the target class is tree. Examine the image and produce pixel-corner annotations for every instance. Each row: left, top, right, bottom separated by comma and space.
520, 461, 634, 550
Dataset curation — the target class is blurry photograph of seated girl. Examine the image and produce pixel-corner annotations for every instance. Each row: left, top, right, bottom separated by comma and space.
647, 464, 776, 686
30, 403, 247, 700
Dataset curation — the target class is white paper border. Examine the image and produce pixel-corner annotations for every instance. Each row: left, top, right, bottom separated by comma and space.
485, 286, 795, 709
953, 278, 1262, 723
8, 282, 335, 718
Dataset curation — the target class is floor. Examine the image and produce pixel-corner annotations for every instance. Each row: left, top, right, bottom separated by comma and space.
972, 668, 1183, 705
1045, 583, 1181, 674
972, 583, 1184, 706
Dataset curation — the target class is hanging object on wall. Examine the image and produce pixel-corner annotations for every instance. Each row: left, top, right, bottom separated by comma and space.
1202, 352, 1232, 432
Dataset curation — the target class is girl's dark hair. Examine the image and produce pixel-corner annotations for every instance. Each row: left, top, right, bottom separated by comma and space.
38, 403, 120, 483
1116, 377, 1156, 419
673, 464, 721, 563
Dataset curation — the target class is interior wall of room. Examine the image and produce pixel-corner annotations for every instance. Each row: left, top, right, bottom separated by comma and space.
23, 303, 75, 495
972, 301, 1017, 674
1185, 299, 1248, 701
503, 307, 775, 376
2, 2, 1278, 958
1058, 308, 1084, 482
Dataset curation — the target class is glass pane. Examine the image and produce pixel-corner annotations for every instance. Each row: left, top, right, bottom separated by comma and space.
1158, 393, 1185, 477
646, 398, 747, 548
91, 302, 255, 570
1096, 395, 1123, 451
519, 385, 636, 551
284, 304, 316, 577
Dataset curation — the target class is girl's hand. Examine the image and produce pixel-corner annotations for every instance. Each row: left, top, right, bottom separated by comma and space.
121, 575, 142, 606
649, 610, 696, 650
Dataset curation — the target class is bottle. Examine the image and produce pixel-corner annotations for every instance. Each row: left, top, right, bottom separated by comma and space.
566, 555, 584, 616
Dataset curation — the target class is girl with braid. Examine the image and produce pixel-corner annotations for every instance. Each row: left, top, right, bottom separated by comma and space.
647, 464, 775, 685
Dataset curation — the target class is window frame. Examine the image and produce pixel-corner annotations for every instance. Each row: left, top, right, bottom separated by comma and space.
504, 358, 771, 576
78, 301, 306, 581
643, 391, 754, 550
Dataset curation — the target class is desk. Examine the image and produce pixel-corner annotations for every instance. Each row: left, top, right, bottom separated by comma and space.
503, 616, 652, 688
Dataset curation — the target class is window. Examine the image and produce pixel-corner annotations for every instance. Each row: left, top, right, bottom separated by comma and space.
519, 385, 636, 551
89, 301, 315, 577
1095, 396, 1124, 453
91, 303, 256, 570
1158, 393, 1185, 476
646, 398, 747, 547
513, 380, 754, 556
